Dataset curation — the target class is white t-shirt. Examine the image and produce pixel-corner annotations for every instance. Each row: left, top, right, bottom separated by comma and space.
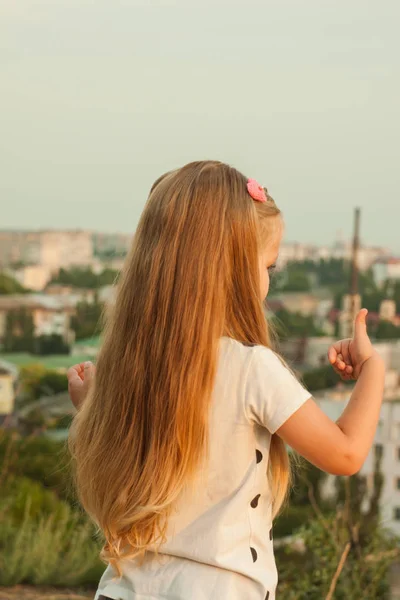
95, 337, 311, 600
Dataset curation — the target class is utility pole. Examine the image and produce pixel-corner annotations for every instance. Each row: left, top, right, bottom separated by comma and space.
349, 207, 361, 325
339, 208, 361, 338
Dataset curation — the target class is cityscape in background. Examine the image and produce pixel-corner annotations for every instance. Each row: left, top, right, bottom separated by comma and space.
3, 0, 400, 594
2, 222, 400, 594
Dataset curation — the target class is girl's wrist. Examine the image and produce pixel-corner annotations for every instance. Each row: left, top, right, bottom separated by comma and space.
361, 352, 385, 373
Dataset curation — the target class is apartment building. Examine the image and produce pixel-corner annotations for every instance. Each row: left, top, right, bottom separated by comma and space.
0, 363, 17, 416
279, 242, 390, 271
8, 265, 52, 291
0, 230, 93, 271
0, 294, 75, 344
317, 395, 400, 536
373, 258, 400, 288
92, 232, 132, 257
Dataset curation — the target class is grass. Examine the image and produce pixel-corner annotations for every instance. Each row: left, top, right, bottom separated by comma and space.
73, 336, 101, 349
0, 353, 94, 370
0, 501, 104, 586
0, 587, 94, 599
0, 433, 104, 590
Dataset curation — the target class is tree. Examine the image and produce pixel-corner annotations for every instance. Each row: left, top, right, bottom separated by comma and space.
49, 414, 73, 430
38, 370, 68, 396
278, 258, 350, 289
275, 460, 329, 538
0, 272, 27, 294
34, 334, 70, 355
3, 308, 35, 352
19, 365, 68, 402
334, 268, 384, 312
277, 511, 396, 599
50, 266, 119, 289
302, 365, 345, 392
0, 432, 72, 501
276, 456, 397, 599
19, 364, 46, 399
71, 297, 104, 340
274, 309, 325, 340
317, 259, 349, 287
277, 260, 387, 315
19, 407, 47, 435
375, 320, 400, 340
281, 271, 311, 292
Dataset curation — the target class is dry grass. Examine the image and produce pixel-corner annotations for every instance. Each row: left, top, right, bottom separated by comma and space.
0, 587, 94, 600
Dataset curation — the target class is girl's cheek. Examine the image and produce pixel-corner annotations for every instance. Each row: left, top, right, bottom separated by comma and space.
261, 272, 270, 300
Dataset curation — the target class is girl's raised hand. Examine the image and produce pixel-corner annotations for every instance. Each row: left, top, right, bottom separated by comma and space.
67, 361, 96, 410
279, 307, 384, 476
328, 309, 374, 380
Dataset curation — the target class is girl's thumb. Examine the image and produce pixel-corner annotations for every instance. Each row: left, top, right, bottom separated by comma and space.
354, 308, 368, 340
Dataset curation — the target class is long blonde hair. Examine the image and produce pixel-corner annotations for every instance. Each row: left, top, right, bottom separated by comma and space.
69, 160, 290, 572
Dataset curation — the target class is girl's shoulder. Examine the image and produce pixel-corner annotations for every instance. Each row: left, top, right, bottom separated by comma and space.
220, 337, 310, 434
220, 336, 281, 371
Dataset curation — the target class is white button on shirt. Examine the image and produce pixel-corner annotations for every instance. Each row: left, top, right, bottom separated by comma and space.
96, 337, 310, 600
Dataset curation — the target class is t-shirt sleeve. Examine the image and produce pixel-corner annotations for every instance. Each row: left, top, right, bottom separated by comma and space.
244, 346, 311, 434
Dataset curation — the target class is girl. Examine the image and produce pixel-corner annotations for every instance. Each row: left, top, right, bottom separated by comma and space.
68, 161, 385, 600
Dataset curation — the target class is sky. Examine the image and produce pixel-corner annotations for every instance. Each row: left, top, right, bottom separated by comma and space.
1, 0, 400, 249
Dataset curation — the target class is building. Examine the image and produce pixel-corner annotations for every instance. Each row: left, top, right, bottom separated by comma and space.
7, 264, 52, 291
280, 337, 400, 374
380, 299, 397, 323
373, 258, 400, 288
98, 284, 116, 305
278, 243, 319, 266
270, 292, 333, 318
369, 400, 400, 536
278, 242, 390, 271
90, 256, 125, 275
0, 360, 18, 418
92, 232, 132, 258
312, 306, 400, 537
45, 284, 97, 304
0, 367, 17, 416
316, 394, 400, 537
358, 246, 392, 271
0, 230, 93, 271
0, 294, 75, 344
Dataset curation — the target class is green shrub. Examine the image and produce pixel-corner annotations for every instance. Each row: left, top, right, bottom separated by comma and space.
0, 433, 73, 502
277, 514, 396, 599
19, 365, 68, 402
2, 476, 70, 525
274, 504, 313, 538
48, 414, 74, 430
0, 432, 104, 587
302, 364, 343, 392
34, 334, 71, 356
0, 502, 104, 586
38, 371, 68, 395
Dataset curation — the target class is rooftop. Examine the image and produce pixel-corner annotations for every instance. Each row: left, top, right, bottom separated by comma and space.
0, 293, 80, 311
374, 257, 400, 265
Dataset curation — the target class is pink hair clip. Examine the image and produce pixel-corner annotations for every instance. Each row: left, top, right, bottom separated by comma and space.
247, 178, 267, 203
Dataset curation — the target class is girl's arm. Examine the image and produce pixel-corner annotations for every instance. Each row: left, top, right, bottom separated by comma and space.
277, 310, 385, 476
